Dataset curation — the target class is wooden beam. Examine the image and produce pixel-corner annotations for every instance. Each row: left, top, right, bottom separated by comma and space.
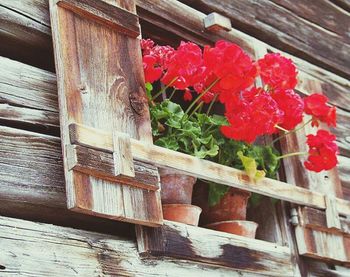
0, 215, 259, 276
203, 12, 232, 32
69, 122, 350, 216
56, 0, 140, 37
66, 144, 159, 191
136, 220, 294, 276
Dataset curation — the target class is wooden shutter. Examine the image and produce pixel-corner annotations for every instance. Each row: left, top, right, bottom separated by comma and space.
281, 78, 350, 265
49, 0, 162, 226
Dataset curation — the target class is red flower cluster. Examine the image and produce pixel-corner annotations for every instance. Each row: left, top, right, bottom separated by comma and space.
304, 94, 336, 127
141, 39, 174, 83
258, 53, 298, 91
271, 89, 304, 130
141, 39, 339, 173
203, 41, 257, 95
304, 130, 338, 172
221, 88, 283, 143
162, 42, 206, 90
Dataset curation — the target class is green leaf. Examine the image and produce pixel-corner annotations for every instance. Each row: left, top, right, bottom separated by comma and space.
237, 151, 266, 180
155, 136, 179, 151
145, 82, 153, 101
208, 182, 230, 207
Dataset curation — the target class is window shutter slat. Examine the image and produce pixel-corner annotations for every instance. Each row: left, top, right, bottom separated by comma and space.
49, 0, 163, 226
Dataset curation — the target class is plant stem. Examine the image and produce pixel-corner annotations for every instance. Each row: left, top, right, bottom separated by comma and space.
275, 125, 289, 133
168, 88, 177, 101
152, 77, 177, 100
206, 94, 218, 115
271, 118, 312, 145
184, 78, 220, 115
189, 102, 203, 118
277, 151, 308, 160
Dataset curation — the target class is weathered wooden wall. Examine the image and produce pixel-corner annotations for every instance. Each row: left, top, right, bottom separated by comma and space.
180, 0, 350, 79
0, 0, 349, 276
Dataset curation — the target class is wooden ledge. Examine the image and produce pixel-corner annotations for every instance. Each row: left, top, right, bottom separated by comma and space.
69, 123, 350, 216
136, 220, 294, 276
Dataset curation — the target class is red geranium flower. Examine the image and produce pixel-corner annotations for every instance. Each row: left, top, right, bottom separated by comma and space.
221, 87, 284, 143
203, 40, 257, 98
258, 53, 298, 91
143, 55, 162, 83
183, 88, 193, 101
303, 93, 336, 127
271, 89, 304, 130
304, 130, 338, 172
140, 39, 155, 55
161, 41, 206, 90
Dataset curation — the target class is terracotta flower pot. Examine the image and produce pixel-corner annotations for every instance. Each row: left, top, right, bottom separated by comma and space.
205, 220, 258, 238
193, 183, 251, 225
162, 204, 202, 226
159, 168, 197, 204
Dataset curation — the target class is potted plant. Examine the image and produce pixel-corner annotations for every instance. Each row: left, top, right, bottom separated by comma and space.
140, 39, 338, 235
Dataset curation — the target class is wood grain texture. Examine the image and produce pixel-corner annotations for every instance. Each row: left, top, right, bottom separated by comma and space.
180, 0, 350, 79
0, 215, 260, 277
56, 0, 140, 37
136, 220, 294, 276
49, 0, 162, 226
300, 207, 350, 236
66, 144, 159, 191
0, 125, 134, 234
0, 0, 53, 70
69, 123, 350, 216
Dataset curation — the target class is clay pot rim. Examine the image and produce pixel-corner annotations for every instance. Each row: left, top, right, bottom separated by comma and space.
204, 220, 258, 228
162, 204, 202, 212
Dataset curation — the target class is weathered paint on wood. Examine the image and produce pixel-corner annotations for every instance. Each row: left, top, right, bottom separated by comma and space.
69, 123, 350, 216
49, 0, 162, 226
0, 215, 260, 277
136, 220, 294, 276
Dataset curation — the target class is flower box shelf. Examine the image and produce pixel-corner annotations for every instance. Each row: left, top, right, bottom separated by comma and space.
69, 123, 350, 217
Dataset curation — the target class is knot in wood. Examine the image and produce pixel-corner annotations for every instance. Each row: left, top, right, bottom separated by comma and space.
129, 93, 145, 115
78, 84, 88, 94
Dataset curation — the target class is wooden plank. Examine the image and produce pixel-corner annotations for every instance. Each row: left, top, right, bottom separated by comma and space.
136, 220, 294, 276
49, 0, 162, 226
180, 0, 350, 79
0, 1, 53, 70
295, 226, 350, 264
0, 57, 57, 112
66, 144, 159, 191
0, 216, 260, 277
0, 125, 136, 235
300, 207, 350, 236
269, 0, 350, 40
56, 0, 140, 37
325, 196, 341, 230
69, 122, 350, 216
